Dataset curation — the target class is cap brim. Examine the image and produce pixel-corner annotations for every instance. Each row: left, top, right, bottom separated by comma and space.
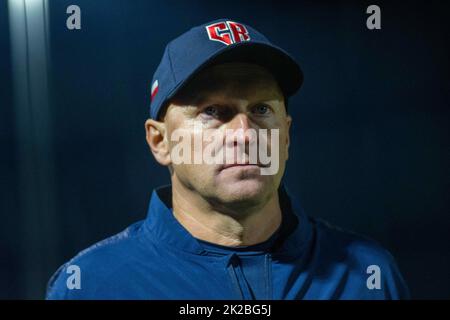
167, 41, 303, 103
204, 41, 303, 97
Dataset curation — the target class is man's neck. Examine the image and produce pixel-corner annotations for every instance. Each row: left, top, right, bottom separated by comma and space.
171, 179, 282, 247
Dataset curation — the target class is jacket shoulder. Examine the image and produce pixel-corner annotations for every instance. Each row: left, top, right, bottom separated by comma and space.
310, 217, 410, 299
46, 221, 146, 299
314, 218, 392, 262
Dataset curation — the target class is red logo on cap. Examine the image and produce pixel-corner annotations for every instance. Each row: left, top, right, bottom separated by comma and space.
151, 80, 159, 101
205, 21, 250, 46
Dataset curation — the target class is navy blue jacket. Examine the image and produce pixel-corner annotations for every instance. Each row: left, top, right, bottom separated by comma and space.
46, 185, 409, 299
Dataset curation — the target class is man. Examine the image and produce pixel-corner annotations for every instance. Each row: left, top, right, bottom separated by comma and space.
46, 19, 409, 299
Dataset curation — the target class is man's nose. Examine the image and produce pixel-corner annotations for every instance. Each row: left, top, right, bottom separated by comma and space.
227, 113, 251, 131
225, 113, 257, 147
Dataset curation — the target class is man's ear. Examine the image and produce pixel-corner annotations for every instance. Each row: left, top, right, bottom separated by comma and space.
145, 118, 171, 166
285, 114, 292, 160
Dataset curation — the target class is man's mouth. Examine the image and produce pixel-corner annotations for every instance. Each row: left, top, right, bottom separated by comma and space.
220, 162, 269, 171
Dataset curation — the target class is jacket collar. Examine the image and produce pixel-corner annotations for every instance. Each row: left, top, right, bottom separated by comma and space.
143, 184, 312, 259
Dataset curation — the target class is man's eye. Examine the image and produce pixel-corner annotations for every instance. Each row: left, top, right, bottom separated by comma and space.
203, 106, 219, 117
252, 104, 270, 115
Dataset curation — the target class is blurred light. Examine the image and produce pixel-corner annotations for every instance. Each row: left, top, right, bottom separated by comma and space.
8, 0, 58, 299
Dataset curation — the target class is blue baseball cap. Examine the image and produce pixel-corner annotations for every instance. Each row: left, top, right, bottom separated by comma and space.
149, 19, 303, 119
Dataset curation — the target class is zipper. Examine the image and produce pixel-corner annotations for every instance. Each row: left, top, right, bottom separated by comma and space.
227, 253, 254, 300
265, 253, 273, 299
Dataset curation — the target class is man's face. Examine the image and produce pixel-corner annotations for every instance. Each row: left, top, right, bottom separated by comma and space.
152, 62, 291, 212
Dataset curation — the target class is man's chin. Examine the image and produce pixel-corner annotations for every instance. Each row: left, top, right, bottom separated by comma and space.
214, 178, 270, 204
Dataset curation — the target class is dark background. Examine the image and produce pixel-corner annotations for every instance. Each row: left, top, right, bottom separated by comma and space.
1, 0, 449, 299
